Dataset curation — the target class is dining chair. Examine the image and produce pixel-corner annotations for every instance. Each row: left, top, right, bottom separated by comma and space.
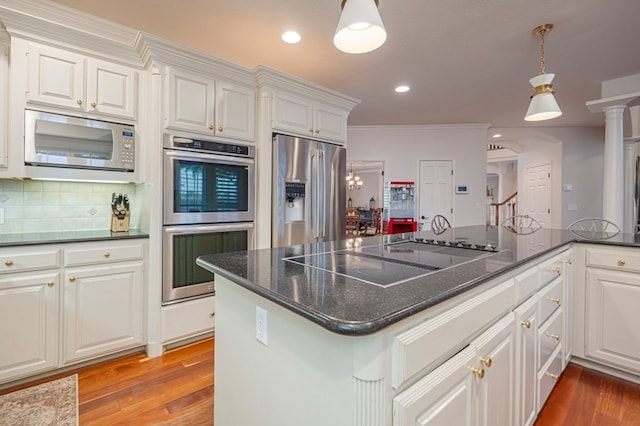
346, 208, 361, 235
500, 214, 542, 234
431, 214, 451, 235
567, 217, 620, 239
363, 208, 382, 236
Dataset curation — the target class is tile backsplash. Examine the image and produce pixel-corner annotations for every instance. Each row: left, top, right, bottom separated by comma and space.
0, 179, 140, 234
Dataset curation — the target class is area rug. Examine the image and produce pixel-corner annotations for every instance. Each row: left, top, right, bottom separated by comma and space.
0, 374, 78, 426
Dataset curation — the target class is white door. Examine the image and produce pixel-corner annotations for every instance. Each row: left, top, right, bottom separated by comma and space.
524, 163, 551, 228
419, 161, 453, 230
214, 80, 255, 142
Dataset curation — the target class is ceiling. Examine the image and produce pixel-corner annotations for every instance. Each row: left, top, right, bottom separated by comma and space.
48, 0, 640, 130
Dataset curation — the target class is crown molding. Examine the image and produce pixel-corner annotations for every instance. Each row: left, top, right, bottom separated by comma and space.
136, 32, 254, 85
0, 0, 141, 66
254, 65, 360, 112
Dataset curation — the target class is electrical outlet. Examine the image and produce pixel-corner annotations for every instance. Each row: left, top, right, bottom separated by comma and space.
256, 306, 268, 346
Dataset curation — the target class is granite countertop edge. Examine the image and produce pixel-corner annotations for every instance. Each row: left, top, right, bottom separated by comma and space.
199, 241, 575, 336
0, 229, 150, 246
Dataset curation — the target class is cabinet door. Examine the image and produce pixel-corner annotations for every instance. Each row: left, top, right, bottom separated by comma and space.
166, 68, 215, 135
215, 80, 255, 142
27, 43, 85, 111
273, 92, 314, 137
585, 269, 640, 373
473, 313, 516, 426
562, 251, 573, 367
86, 58, 136, 120
314, 102, 347, 144
514, 296, 538, 426
63, 261, 144, 363
0, 44, 7, 168
393, 345, 477, 426
0, 272, 59, 382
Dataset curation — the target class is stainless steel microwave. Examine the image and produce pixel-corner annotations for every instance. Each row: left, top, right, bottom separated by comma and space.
24, 110, 135, 172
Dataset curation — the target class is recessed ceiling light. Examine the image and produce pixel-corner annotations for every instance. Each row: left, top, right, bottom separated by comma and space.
281, 31, 301, 44
395, 85, 410, 93
492, 133, 502, 138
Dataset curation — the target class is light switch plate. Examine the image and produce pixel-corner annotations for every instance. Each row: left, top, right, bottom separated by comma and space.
256, 306, 268, 346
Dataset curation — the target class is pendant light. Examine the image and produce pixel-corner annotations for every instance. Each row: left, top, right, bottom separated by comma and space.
334, 0, 387, 54
524, 24, 562, 121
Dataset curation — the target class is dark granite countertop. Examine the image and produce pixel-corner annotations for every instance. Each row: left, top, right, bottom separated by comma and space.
197, 225, 640, 336
0, 229, 149, 247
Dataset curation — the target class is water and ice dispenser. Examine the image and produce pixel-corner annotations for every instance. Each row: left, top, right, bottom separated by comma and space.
285, 182, 306, 222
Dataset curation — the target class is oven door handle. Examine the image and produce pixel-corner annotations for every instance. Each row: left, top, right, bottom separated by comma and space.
163, 223, 254, 235
164, 149, 255, 165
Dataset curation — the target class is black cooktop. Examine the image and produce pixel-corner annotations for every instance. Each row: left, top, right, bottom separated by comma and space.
284, 241, 496, 287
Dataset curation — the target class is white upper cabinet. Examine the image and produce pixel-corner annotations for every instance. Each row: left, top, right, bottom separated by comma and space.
166, 67, 255, 142
273, 92, 348, 144
0, 42, 7, 168
26, 42, 137, 121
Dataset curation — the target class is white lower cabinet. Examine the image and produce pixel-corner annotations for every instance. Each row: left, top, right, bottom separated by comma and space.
514, 295, 538, 426
472, 313, 516, 426
585, 268, 640, 373
393, 344, 477, 426
393, 311, 517, 426
0, 271, 59, 382
0, 239, 146, 385
63, 261, 144, 363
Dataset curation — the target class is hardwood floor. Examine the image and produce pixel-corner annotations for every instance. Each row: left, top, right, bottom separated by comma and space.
4, 339, 640, 425
535, 363, 640, 425
0, 338, 214, 425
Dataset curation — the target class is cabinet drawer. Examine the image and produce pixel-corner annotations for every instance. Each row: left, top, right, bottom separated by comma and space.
0, 249, 60, 274
538, 308, 562, 369
538, 256, 563, 288
391, 278, 514, 389
586, 248, 640, 273
538, 277, 562, 324
515, 267, 538, 305
538, 345, 563, 410
64, 243, 144, 267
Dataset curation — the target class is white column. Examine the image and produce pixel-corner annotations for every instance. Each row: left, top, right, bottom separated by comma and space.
624, 141, 636, 233
602, 106, 625, 227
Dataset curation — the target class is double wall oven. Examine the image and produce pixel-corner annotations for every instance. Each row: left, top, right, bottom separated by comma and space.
162, 134, 255, 304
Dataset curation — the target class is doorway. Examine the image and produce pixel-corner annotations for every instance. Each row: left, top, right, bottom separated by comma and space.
524, 163, 552, 227
419, 160, 453, 230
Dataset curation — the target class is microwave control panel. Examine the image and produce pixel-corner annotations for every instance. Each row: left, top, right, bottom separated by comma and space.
120, 127, 135, 167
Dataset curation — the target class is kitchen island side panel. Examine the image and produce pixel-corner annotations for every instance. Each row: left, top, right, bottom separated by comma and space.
215, 276, 370, 426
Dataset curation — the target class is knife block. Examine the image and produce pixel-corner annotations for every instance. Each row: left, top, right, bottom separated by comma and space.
111, 210, 130, 233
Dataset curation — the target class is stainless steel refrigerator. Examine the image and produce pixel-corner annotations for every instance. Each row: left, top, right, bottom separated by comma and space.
272, 134, 346, 246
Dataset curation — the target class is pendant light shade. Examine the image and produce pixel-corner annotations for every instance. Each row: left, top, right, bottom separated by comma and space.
525, 73, 562, 121
524, 24, 562, 122
334, 0, 387, 54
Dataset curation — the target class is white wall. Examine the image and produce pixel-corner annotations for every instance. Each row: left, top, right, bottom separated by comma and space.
347, 125, 490, 226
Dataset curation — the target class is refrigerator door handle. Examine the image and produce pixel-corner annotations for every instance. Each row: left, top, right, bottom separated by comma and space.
310, 152, 318, 240
317, 150, 325, 239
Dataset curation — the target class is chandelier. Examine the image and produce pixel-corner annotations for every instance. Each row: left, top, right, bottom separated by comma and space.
346, 163, 363, 190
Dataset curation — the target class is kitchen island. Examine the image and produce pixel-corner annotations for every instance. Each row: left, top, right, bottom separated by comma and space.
197, 225, 640, 426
